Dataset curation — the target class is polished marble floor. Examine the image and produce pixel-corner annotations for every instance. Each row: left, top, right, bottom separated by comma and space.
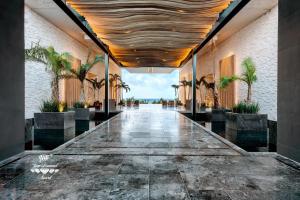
0, 105, 299, 199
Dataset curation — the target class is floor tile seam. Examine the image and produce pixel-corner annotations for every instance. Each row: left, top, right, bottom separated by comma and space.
178, 171, 192, 200
66, 147, 231, 150
52, 153, 243, 157
148, 155, 150, 200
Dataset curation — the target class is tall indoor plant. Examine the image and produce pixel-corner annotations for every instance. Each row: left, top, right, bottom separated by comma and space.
25, 43, 71, 101
171, 84, 180, 100
109, 73, 122, 100
67, 52, 103, 103
180, 80, 192, 108
220, 57, 267, 148
220, 57, 257, 102
117, 81, 130, 104
197, 75, 226, 134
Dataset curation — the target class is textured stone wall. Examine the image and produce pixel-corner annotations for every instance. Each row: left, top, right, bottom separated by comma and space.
25, 5, 121, 118
180, 5, 278, 120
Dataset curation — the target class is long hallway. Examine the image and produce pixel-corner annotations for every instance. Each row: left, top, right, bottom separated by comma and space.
0, 106, 299, 199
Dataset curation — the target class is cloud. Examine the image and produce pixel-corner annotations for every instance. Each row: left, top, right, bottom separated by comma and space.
121, 69, 179, 99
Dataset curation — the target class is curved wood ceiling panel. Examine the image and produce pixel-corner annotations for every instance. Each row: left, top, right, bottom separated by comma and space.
66, 0, 231, 68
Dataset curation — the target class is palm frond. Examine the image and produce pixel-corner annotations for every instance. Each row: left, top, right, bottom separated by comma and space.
219, 75, 238, 89
25, 43, 48, 65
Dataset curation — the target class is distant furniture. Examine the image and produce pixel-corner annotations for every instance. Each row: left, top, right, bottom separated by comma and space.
162, 100, 168, 107
168, 100, 175, 107
134, 100, 140, 107
94, 101, 102, 110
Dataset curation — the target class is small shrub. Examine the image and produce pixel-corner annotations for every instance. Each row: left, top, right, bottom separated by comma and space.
40, 99, 59, 112
232, 101, 259, 114
73, 101, 85, 108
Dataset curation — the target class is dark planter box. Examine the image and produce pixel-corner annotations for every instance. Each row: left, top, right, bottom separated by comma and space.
225, 112, 268, 148
75, 108, 94, 135
75, 108, 92, 120
211, 108, 227, 134
25, 118, 34, 150
34, 111, 75, 148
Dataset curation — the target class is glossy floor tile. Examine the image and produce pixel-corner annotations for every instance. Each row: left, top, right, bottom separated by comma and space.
0, 105, 299, 199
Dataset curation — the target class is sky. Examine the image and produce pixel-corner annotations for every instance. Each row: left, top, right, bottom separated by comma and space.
121, 69, 179, 99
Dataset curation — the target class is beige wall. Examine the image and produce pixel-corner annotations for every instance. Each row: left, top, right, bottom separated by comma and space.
178, 5, 278, 120
25, 4, 122, 116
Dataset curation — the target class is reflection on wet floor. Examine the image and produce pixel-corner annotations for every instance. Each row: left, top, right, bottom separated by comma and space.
1, 104, 299, 199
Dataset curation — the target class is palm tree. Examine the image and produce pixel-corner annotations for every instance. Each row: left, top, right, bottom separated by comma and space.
197, 76, 220, 109
87, 78, 105, 102
109, 73, 121, 99
186, 81, 193, 100
116, 81, 130, 102
25, 43, 71, 101
171, 84, 179, 99
67, 52, 103, 102
220, 57, 257, 102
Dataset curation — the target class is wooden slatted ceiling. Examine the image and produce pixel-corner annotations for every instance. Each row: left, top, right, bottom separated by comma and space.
66, 0, 231, 68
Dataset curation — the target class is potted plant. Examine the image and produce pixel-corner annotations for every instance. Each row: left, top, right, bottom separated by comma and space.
67, 51, 103, 103
109, 73, 122, 108
200, 103, 206, 112
34, 99, 75, 148
220, 57, 267, 148
87, 78, 105, 110
116, 81, 130, 106
197, 75, 227, 134
73, 102, 92, 135
225, 102, 267, 148
180, 80, 192, 110
65, 51, 103, 121
171, 84, 179, 102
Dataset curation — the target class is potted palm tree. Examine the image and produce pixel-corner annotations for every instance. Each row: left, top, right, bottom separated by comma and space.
180, 80, 192, 110
197, 75, 227, 134
66, 52, 103, 122
116, 81, 130, 106
220, 57, 267, 148
25, 43, 75, 148
87, 78, 105, 110
34, 99, 75, 148
171, 84, 179, 106
109, 73, 121, 111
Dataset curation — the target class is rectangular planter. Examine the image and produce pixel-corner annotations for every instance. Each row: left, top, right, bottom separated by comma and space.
34, 111, 75, 148
225, 112, 268, 148
211, 109, 227, 135
109, 99, 116, 111
75, 108, 90, 120
74, 108, 94, 135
